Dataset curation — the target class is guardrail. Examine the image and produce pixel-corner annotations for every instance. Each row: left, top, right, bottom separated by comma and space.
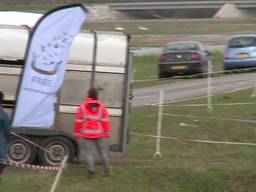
109, 1, 256, 10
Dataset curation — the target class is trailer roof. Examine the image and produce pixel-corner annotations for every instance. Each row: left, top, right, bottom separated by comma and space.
0, 11, 42, 27
0, 25, 128, 66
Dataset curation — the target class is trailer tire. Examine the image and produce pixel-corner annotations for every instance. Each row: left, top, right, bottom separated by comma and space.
38, 137, 75, 166
7, 136, 37, 164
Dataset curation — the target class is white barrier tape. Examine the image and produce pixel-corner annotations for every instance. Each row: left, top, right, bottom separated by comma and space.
134, 111, 256, 125
130, 132, 256, 146
213, 67, 256, 75
161, 96, 208, 105
135, 88, 256, 108
162, 113, 256, 124
225, 84, 255, 94
161, 102, 256, 107
146, 96, 255, 107
135, 95, 208, 108
160, 86, 255, 107
0, 159, 60, 171
134, 67, 256, 83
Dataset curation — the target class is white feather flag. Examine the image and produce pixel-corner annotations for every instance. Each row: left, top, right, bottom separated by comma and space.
12, 4, 87, 128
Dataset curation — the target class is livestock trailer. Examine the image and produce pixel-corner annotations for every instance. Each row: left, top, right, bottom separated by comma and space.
0, 24, 132, 165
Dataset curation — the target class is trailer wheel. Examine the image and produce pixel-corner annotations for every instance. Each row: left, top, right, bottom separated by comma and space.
7, 136, 37, 164
38, 137, 75, 166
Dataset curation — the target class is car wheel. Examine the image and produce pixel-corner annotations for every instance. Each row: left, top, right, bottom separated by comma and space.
224, 67, 232, 74
38, 136, 75, 166
158, 71, 170, 79
7, 136, 37, 164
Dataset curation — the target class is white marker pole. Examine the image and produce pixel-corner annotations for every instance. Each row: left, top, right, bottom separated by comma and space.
154, 90, 164, 158
50, 155, 68, 192
251, 86, 256, 97
207, 59, 213, 112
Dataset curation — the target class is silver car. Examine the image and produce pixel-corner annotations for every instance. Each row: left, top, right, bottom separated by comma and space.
158, 41, 211, 78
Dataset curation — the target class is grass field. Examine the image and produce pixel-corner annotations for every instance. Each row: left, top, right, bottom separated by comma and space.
86, 18, 256, 35
1, 51, 255, 192
1, 88, 256, 192
86, 18, 256, 46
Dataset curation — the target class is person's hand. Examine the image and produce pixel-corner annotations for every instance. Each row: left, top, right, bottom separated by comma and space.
73, 135, 81, 139
99, 137, 105, 142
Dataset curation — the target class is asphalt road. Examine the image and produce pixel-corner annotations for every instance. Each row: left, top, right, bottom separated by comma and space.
132, 72, 256, 107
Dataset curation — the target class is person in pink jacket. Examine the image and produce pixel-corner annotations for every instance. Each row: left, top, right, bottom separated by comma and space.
74, 87, 111, 178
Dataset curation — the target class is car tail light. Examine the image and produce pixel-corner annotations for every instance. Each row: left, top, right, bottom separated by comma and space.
159, 55, 168, 62
223, 52, 229, 60
191, 52, 201, 60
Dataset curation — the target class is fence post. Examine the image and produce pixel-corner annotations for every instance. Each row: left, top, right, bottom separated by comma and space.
251, 86, 256, 97
207, 59, 213, 112
154, 90, 164, 158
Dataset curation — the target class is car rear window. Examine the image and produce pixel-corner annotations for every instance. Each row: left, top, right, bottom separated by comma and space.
165, 43, 199, 52
228, 37, 256, 48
